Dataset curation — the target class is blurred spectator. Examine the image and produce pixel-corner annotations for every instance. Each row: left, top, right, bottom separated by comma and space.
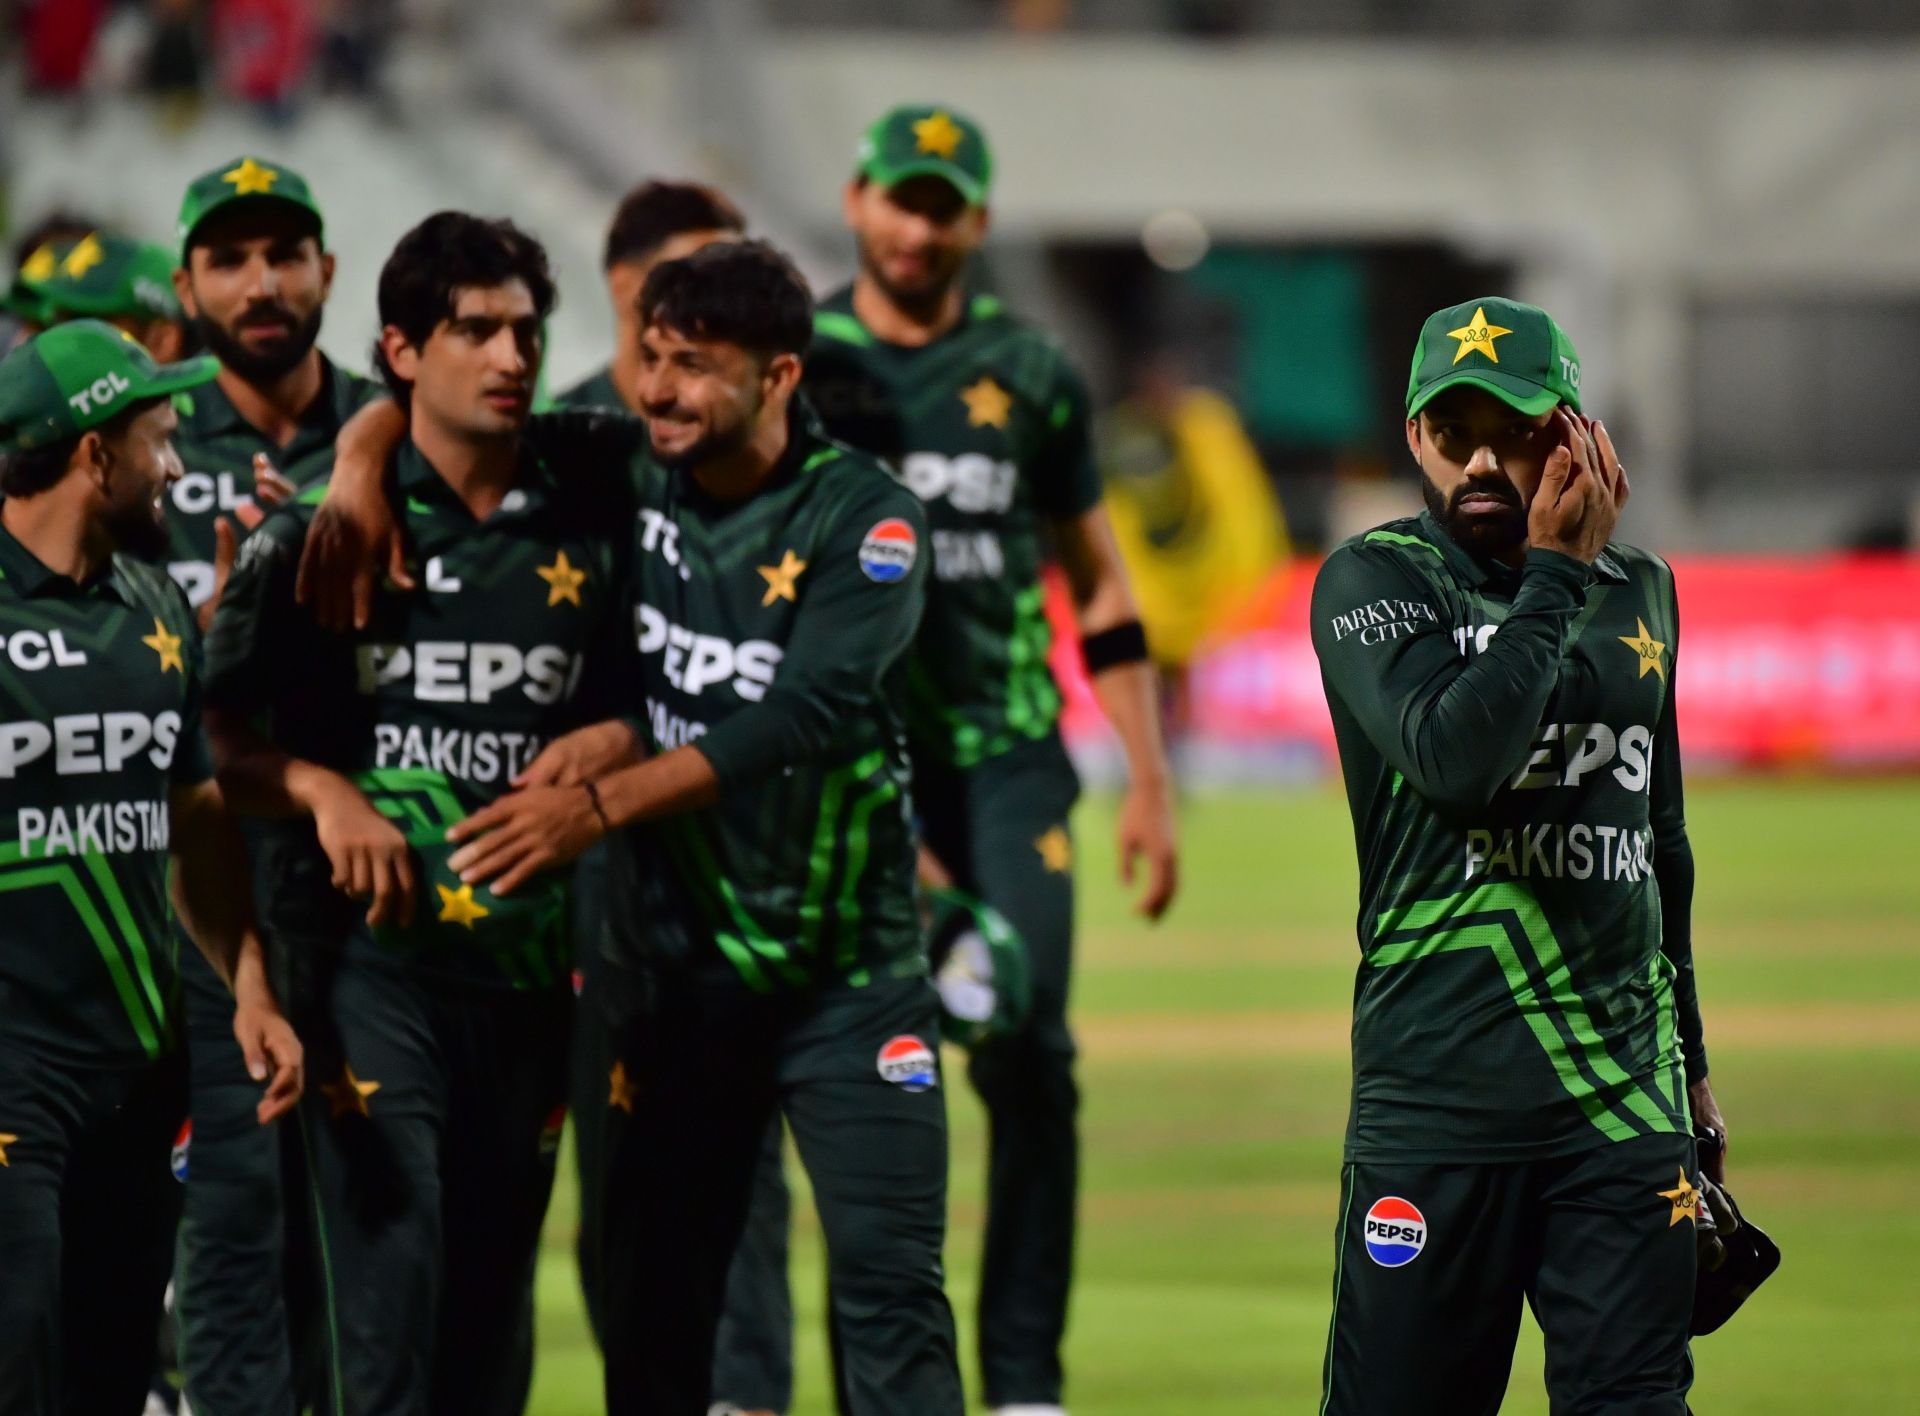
1099, 353, 1287, 739
144, 0, 209, 132
212, 0, 315, 123
21, 0, 109, 93
315, 0, 397, 110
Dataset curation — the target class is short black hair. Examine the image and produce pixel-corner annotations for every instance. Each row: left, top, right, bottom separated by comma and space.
639, 239, 812, 360
373, 211, 556, 403
0, 402, 154, 499
604, 182, 745, 272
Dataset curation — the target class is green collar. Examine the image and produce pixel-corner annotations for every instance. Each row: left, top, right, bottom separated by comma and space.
181, 354, 351, 442
391, 436, 556, 522
0, 515, 126, 600
1416, 508, 1626, 588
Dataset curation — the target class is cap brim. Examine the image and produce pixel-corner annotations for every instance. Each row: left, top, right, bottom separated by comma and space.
1408, 368, 1562, 419
183, 195, 323, 253
862, 158, 985, 207
135, 354, 221, 400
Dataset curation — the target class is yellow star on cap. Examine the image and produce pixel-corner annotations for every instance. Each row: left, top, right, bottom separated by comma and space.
0, 1132, 16, 1167
321, 1064, 380, 1119
142, 618, 184, 674
20, 243, 57, 284
1658, 1166, 1700, 1227
758, 549, 807, 606
1035, 825, 1073, 874
1447, 305, 1514, 365
608, 1061, 635, 1114
61, 233, 105, 279
1618, 618, 1667, 680
961, 376, 1012, 429
912, 111, 966, 159
536, 549, 586, 607
221, 157, 280, 196
436, 882, 491, 930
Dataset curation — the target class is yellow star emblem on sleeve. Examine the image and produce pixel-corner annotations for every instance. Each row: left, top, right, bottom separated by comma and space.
608, 1060, 635, 1113
61, 233, 105, 279
758, 549, 808, 606
1618, 618, 1667, 680
912, 111, 966, 159
1035, 825, 1073, 874
961, 376, 1012, 429
321, 1064, 380, 1119
536, 549, 587, 607
436, 882, 492, 930
1447, 305, 1514, 365
20, 243, 57, 284
142, 617, 184, 674
221, 157, 280, 196
0, 1133, 16, 1167
1658, 1167, 1701, 1227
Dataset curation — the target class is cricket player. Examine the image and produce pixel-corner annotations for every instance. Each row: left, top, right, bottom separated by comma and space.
772, 105, 1177, 1416
1310, 297, 1726, 1413
301, 237, 966, 1416
27, 230, 190, 362
166, 154, 386, 1416
0, 320, 302, 1415
202, 212, 636, 1415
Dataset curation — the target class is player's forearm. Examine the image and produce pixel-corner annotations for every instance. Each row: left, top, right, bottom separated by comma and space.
594, 743, 721, 827
169, 788, 263, 992
333, 397, 406, 491
206, 709, 358, 821
1654, 828, 1708, 1083
1091, 660, 1171, 792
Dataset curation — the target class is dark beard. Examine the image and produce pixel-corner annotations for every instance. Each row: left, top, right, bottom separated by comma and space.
193, 305, 323, 385
1421, 471, 1527, 563
855, 236, 961, 320
104, 497, 172, 563
647, 416, 754, 472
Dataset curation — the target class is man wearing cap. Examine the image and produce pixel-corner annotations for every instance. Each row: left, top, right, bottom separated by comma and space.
30, 230, 190, 362
0, 321, 302, 1415
747, 105, 1178, 1416
167, 154, 383, 1416
1310, 298, 1723, 1413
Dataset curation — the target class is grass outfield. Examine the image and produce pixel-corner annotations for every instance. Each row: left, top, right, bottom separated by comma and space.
526, 778, 1920, 1413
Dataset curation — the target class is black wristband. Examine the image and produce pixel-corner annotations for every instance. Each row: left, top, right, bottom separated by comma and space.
1081, 619, 1149, 675
582, 780, 612, 834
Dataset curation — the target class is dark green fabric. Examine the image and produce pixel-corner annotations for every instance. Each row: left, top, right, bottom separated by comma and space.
596, 966, 959, 1416
203, 433, 637, 991
0, 1039, 187, 1415
1320, 1133, 1698, 1415
806, 289, 1099, 770
553, 364, 625, 414
1310, 511, 1698, 1163
298, 943, 571, 1416
0, 523, 210, 1066
164, 358, 383, 609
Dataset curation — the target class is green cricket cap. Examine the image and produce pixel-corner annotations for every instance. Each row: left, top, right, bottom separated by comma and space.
1406, 296, 1583, 419
0, 320, 218, 454
34, 232, 182, 323
856, 105, 994, 206
3, 238, 73, 325
176, 155, 324, 257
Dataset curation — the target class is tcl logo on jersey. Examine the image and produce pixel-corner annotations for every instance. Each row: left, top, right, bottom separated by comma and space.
171, 471, 256, 516
354, 643, 582, 705
1508, 722, 1655, 794
0, 711, 184, 778
900, 452, 1017, 515
635, 604, 781, 702
636, 509, 685, 571
0, 629, 88, 670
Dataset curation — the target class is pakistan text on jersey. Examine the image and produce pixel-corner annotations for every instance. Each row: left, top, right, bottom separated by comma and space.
0, 711, 185, 778
645, 697, 706, 750
1326, 597, 1441, 645
355, 642, 584, 704
635, 605, 781, 701
17, 800, 172, 858
931, 529, 1004, 582
1464, 822, 1655, 883
371, 724, 546, 784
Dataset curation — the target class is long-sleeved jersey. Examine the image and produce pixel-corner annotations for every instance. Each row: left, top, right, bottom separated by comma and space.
533, 408, 931, 992
1311, 510, 1703, 1162
203, 436, 636, 990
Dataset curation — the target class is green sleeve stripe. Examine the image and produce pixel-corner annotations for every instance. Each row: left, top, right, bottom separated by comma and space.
802, 448, 837, 474
813, 311, 872, 347
969, 294, 1004, 321
0, 860, 162, 1058
1363, 529, 1443, 559
297, 482, 329, 506
1372, 884, 1682, 1142
81, 850, 168, 1026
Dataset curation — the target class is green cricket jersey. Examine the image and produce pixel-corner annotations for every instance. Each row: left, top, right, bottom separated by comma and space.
554, 364, 625, 414
165, 357, 385, 608
1310, 510, 1704, 1162
805, 288, 1102, 769
203, 436, 636, 991
533, 407, 930, 992
0, 522, 211, 1065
